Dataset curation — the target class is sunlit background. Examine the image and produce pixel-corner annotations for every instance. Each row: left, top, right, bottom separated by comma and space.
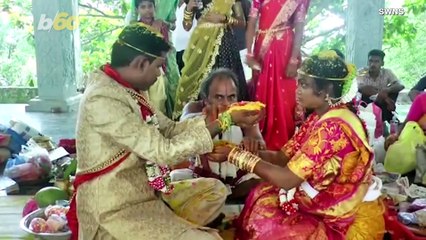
0, 0, 424, 104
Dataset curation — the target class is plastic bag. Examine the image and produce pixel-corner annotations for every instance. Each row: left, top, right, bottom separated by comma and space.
20, 142, 52, 175
4, 143, 52, 182
385, 122, 426, 174
4, 128, 27, 154
373, 136, 386, 164
409, 199, 426, 212
398, 212, 418, 225
415, 209, 426, 227
358, 103, 383, 144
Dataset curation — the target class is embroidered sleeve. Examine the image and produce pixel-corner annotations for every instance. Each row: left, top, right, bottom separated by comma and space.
156, 110, 206, 138
249, 0, 261, 18
293, 0, 309, 23
280, 114, 315, 158
85, 93, 213, 166
287, 119, 350, 180
281, 131, 301, 158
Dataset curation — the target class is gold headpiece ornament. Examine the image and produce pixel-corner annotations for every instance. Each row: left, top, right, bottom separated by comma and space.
297, 50, 358, 104
115, 22, 168, 60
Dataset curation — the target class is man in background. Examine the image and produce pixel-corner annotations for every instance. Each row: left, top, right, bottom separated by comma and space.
356, 49, 405, 122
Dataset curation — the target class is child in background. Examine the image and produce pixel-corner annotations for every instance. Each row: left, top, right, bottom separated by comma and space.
136, 0, 180, 118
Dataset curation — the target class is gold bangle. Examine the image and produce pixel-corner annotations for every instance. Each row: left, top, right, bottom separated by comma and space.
227, 147, 239, 165
228, 147, 261, 173
184, 15, 193, 20
184, 9, 193, 15
227, 17, 237, 26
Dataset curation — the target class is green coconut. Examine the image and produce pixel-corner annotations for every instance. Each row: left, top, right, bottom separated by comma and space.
34, 187, 69, 208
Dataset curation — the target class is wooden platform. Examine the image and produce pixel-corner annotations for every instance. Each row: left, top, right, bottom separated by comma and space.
0, 195, 33, 239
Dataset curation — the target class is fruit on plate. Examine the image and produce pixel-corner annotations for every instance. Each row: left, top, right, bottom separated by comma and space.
34, 187, 68, 208
45, 205, 69, 218
227, 101, 265, 113
27, 206, 70, 234
46, 214, 68, 232
29, 217, 51, 233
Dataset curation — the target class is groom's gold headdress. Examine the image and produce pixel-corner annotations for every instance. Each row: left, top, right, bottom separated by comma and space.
115, 22, 170, 59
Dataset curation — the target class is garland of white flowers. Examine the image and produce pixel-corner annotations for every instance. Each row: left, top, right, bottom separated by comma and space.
279, 188, 298, 215
144, 114, 174, 194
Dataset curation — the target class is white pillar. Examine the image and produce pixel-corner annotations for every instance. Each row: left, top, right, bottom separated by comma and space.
346, 0, 385, 69
27, 0, 82, 112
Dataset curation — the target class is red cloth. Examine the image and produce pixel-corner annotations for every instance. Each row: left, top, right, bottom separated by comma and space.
248, 0, 310, 151
58, 139, 76, 154
66, 152, 130, 240
102, 64, 153, 119
383, 198, 426, 240
0, 134, 10, 147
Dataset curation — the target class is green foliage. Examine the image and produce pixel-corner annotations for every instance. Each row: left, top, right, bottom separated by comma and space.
0, 0, 425, 90
385, 12, 426, 87
0, 19, 36, 86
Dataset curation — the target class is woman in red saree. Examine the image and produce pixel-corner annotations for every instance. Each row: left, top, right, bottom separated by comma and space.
245, 0, 310, 150
215, 51, 386, 239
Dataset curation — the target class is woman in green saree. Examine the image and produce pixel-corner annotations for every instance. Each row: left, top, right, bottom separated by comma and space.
155, 0, 181, 117
172, 0, 249, 120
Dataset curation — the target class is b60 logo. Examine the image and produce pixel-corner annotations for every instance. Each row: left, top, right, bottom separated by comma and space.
37, 12, 79, 31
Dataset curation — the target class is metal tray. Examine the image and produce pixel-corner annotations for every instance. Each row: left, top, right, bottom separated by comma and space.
20, 208, 71, 240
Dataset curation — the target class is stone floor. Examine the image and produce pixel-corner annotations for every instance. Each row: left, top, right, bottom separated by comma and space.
0, 104, 77, 143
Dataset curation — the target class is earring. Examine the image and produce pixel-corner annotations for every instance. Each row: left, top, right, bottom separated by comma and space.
325, 94, 333, 106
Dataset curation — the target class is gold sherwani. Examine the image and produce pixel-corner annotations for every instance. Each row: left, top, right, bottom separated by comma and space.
75, 70, 219, 239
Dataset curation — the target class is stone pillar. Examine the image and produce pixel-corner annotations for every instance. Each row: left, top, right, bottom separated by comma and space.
345, 0, 385, 69
27, 0, 82, 112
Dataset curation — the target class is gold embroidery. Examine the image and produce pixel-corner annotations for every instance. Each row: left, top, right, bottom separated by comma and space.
197, 23, 227, 28
258, 0, 298, 58
126, 89, 155, 113
256, 26, 290, 35
79, 149, 128, 174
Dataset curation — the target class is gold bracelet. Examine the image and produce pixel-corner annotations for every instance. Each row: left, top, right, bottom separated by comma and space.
228, 147, 239, 165
184, 9, 193, 16
227, 17, 237, 26
184, 15, 193, 21
228, 147, 261, 173
184, 10, 193, 19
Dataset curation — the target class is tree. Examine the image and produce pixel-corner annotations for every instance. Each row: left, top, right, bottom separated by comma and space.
0, 0, 425, 88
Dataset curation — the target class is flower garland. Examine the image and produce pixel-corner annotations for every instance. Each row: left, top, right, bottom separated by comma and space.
131, 97, 173, 195
279, 188, 298, 215
143, 114, 174, 194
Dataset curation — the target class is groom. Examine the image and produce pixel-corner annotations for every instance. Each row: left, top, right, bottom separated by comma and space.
67, 22, 263, 240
